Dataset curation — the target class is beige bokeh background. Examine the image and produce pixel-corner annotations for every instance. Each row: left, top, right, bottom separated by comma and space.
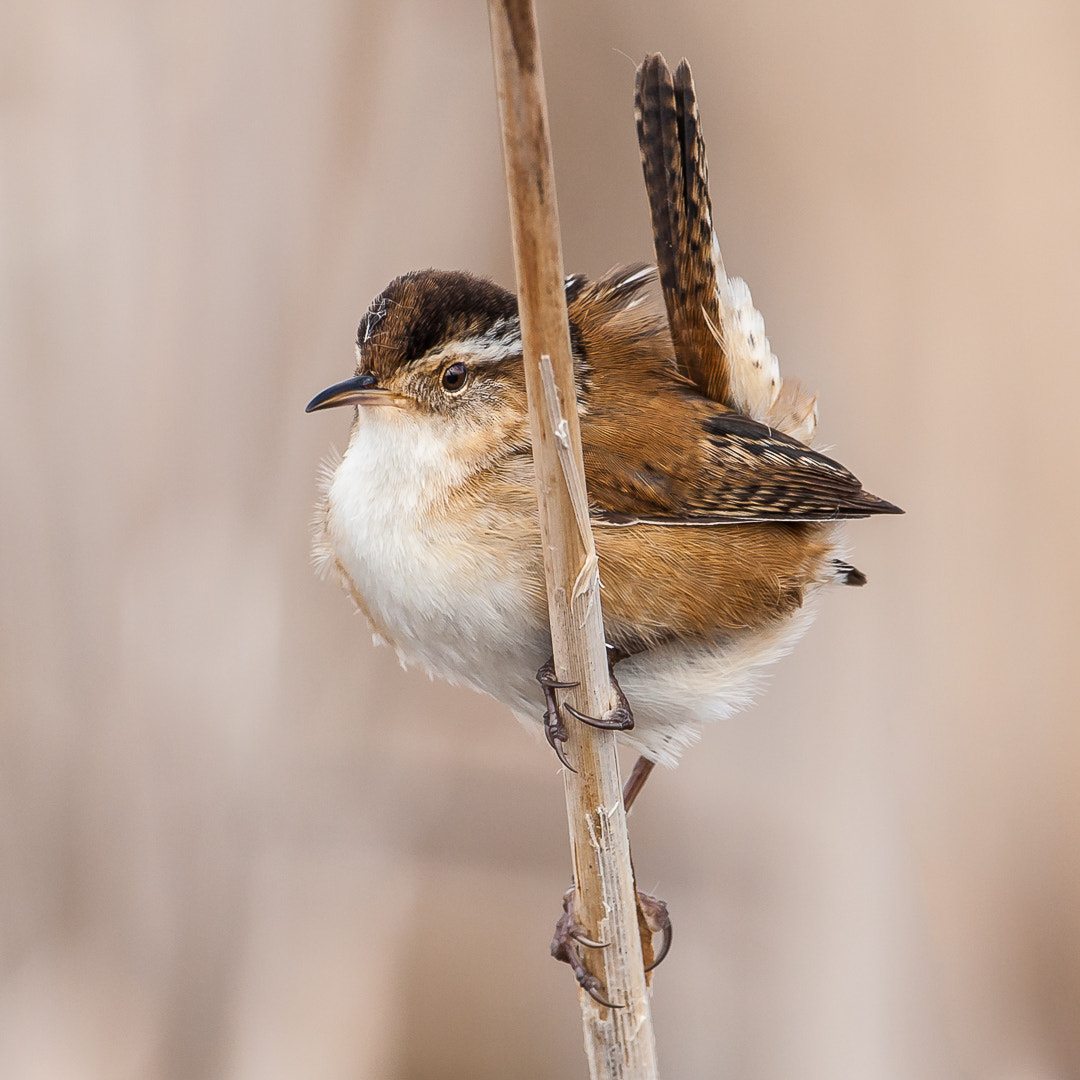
4, 1, 1079, 1077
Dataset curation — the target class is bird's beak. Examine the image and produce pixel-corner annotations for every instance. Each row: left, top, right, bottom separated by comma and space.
305, 373, 406, 412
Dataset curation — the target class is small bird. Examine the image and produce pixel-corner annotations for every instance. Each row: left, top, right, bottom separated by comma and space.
307, 55, 900, 782
307, 54, 901, 1002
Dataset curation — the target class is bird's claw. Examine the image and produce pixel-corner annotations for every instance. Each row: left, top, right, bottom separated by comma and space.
570, 928, 608, 949
536, 658, 579, 693
563, 694, 634, 731
543, 709, 575, 773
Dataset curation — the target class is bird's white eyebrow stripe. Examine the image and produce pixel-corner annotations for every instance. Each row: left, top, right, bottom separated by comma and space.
423, 318, 523, 366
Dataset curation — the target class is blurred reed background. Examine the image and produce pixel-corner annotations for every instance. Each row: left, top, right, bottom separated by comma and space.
3, 1, 1079, 1077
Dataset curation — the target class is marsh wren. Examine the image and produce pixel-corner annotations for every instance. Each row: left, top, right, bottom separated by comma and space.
307, 55, 900, 774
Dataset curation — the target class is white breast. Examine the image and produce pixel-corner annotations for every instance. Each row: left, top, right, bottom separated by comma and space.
322, 408, 551, 712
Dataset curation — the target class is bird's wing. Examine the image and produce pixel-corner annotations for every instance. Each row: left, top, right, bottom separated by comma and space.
563, 265, 899, 526
582, 393, 901, 526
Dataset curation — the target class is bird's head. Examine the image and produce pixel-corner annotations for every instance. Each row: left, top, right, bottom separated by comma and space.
307, 269, 544, 467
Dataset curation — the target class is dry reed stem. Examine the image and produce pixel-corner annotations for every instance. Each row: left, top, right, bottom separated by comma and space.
487, 3, 659, 1077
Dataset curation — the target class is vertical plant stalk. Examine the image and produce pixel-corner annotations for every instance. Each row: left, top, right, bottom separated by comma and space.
487, 2, 659, 1077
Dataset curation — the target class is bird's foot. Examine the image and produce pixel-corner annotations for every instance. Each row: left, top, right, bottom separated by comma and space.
637, 891, 672, 972
550, 888, 619, 1007
562, 669, 634, 731
550, 886, 672, 1005
535, 652, 635, 769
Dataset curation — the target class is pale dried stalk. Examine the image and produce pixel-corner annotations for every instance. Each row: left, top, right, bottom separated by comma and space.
487, 3, 659, 1077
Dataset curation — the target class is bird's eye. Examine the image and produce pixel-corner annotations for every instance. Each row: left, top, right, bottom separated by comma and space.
441, 361, 469, 393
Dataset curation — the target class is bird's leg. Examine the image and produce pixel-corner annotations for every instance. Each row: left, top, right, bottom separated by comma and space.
618, 755, 670, 970
542, 649, 671, 992
621, 755, 655, 812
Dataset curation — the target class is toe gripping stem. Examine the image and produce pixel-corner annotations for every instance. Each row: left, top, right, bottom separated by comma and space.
536, 649, 635, 771
550, 889, 621, 1008
638, 892, 672, 972
551, 887, 673, 1006
536, 659, 578, 772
